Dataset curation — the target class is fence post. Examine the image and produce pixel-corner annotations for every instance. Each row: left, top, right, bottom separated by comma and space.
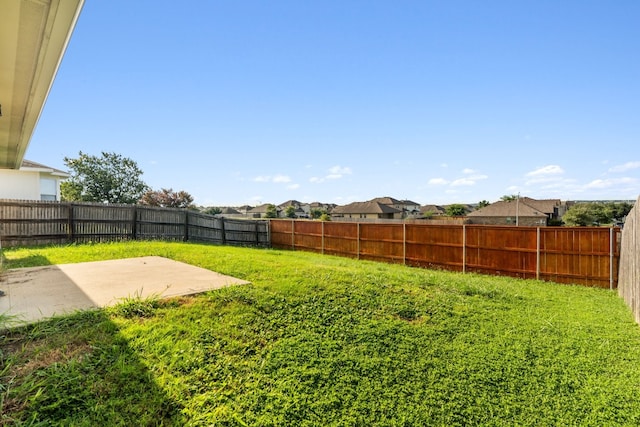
220, 217, 226, 244
403, 223, 407, 265
291, 219, 295, 250
255, 220, 260, 246
67, 203, 75, 243
610, 227, 614, 290
321, 221, 325, 255
357, 222, 361, 260
183, 211, 189, 242
462, 224, 466, 273
536, 227, 541, 280
131, 206, 137, 241
267, 220, 271, 248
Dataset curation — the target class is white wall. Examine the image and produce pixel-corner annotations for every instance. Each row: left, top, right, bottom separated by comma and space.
0, 169, 41, 200
0, 169, 64, 200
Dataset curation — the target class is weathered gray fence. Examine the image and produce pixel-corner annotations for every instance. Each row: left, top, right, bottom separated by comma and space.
618, 196, 640, 323
0, 200, 269, 248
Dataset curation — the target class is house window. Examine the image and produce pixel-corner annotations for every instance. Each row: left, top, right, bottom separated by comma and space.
40, 178, 57, 201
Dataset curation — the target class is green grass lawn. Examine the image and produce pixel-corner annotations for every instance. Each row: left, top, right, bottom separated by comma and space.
2, 241, 640, 426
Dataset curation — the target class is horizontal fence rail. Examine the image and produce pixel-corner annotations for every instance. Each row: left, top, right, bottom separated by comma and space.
271, 219, 620, 289
0, 200, 269, 248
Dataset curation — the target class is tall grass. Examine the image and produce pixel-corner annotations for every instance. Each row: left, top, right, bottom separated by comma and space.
2, 241, 640, 426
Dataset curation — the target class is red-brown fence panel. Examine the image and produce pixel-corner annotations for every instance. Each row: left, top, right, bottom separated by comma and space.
293, 220, 323, 253
465, 225, 538, 279
540, 227, 617, 288
358, 223, 405, 264
405, 224, 464, 271
323, 222, 358, 258
269, 219, 293, 249
270, 219, 620, 288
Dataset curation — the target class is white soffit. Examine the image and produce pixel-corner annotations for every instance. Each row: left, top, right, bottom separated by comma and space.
0, 0, 84, 169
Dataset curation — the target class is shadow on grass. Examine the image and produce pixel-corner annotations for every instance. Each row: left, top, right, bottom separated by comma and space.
1, 253, 53, 269
1, 309, 184, 426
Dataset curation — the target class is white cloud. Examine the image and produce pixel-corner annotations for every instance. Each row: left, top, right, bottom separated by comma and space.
428, 178, 448, 185
273, 174, 292, 183
539, 178, 579, 190
451, 174, 487, 186
451, 178, 476, 186
253, 174, 293, 184
429, 171, 486, 187
328, 165, 352, 176
310, 165, 352, 184
609, 161, 640, 173
585, 177, 637, 189
287, 183, 300, 190
525, 165, 565, 185
526, 165, 564, 177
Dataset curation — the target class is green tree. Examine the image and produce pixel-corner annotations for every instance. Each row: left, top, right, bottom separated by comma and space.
563, 201, 633, 226
319, 213, 331, 221
445, 204, 467, 217
591, 203, 612, 225
139, 188, 194, 209
202, 206, 222, 216
265, 204, 278, 218
562, 202, 633, 225
610, 202, 633, 222
478, 200, 490, 209
61, 151, 149, 204
563, 203, 597, 226
310, 208, 325, 219
501, 194, 518, 202
285, 205, 297, 218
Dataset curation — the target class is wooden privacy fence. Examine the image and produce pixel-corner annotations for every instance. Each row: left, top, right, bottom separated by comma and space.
271, 220, 620, 289
0, 200, 269, 248
618, 196, 640, 322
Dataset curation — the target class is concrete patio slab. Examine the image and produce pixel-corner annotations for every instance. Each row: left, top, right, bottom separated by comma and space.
0, 256, 250, 325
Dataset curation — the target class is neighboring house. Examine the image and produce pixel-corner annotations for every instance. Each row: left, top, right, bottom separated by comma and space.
306, 201, 336, 216
420, 204, 446, 217
331, 201, 403, 220
0, 160, 69, 201
370, 197, 421, 218
219, 207, 241, 215
248, 203, 280, 218
236, 205, 253, 215
518, 197, 566, 222
466, 198, 549, 226
278, 200, 307, 218
216, 207, 243, 218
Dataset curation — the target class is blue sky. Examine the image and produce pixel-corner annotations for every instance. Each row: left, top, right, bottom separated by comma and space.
27, 0, 640, 207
